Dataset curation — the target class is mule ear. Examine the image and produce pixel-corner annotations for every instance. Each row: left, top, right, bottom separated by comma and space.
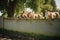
22, 10, 25, 13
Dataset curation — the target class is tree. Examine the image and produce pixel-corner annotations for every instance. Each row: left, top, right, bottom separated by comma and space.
0, 0, 57, 17
44, 0, 56, 11
51, 0, 57, 11
26, 0, 45, 13
0, 0, 17, 17
14, 0, 26, 17
0, 0, 26, 17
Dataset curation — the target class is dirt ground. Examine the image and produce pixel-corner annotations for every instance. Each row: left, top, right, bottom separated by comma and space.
0, 29, 60, 40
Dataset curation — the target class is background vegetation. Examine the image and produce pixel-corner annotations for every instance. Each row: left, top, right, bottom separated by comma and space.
0, 0, 58, 17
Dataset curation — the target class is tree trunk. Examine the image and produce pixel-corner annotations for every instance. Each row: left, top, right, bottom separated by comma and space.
7, 0, 16, 17
7, 7, 14, 17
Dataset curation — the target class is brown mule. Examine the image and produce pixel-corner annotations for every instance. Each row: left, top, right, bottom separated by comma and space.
27, 12, 34, 19
33, 14, 41, 19
20, 11, 28, 19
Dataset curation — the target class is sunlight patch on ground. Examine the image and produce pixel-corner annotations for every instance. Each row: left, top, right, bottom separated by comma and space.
0, 11, 3, 16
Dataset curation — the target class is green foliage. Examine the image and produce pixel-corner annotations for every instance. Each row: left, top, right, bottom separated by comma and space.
26, 0, 45, 13
14, 0, 24, 17
44, 4, 53, 11
56, 9, 60, 14
26, 0, 56, 13
44, 0, 56, 11
51, 0, 56, 11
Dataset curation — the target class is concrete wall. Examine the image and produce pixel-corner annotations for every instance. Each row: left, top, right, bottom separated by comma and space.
4, 19, 60, 36
0, 17, 3, 28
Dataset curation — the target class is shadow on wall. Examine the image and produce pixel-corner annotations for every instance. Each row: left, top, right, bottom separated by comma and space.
0, 17, 3, 29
